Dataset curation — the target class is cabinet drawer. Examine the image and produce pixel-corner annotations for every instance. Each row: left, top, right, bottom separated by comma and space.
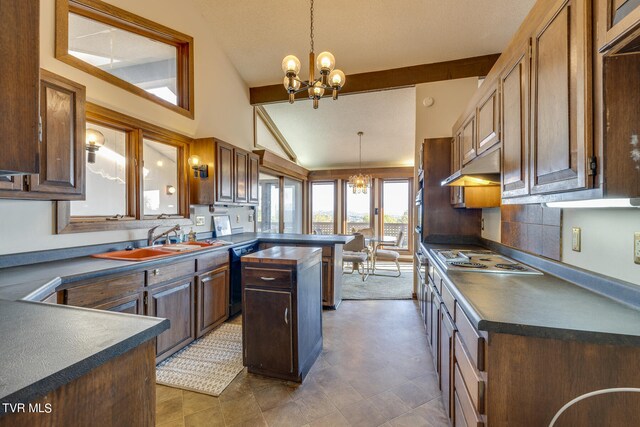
454, 365, 484, 427
441, 280, 456, 319
243, 266, 292, 289
456, 302, 485, 371
433, 268, 443, 294
454, 392, 468, 427
146, 259, 195, 287
196, 251, 229, 272
65, 272, 145, 307
455, 334, 485, 414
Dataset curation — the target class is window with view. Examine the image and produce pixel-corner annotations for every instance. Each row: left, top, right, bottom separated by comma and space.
345, 185, 372, 233
257, 173, 280, 233
143, 139, 179, 216
283, 178, 302, 234
56, 0, 194, 117
381, 180, 409, 249
311, 182, 335, 235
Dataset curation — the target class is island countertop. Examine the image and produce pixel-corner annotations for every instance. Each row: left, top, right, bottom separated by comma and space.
421, 242, 640, 346
0, 299, 168, 412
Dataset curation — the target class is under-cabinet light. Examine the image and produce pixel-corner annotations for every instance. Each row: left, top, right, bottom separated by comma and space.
544, 198, 640, 209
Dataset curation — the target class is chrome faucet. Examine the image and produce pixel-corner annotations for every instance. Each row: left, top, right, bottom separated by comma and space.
147, 224, 181, 246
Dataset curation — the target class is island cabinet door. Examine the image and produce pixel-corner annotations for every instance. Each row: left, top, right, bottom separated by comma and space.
148, 279, 195, 360
530, 0, 592, 195
243, 288, 294, 375
196, 267, 229, 338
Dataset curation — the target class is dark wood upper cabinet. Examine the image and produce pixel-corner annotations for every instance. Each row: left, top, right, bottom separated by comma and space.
248, 153, 260, 204
216, 141, 235, 203
0, 0, 39, 176
234, 148, 249, 204
476, 88, 500, 155
190, 138, 260, 206
29, 70, 86, 198
0, 70, 86, 200
530, 0, 592, 195
461, 115, 476, 165
501, 43, 530, 198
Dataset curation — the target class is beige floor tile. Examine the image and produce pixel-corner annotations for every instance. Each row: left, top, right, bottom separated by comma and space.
228, 412, 268, 427
221, 393, 262, 426
254, 383, 293, 411
157, 385, 184, 403
295, 390, 338, 422
367, 390, 412, 421
262, 401, 308, 427
308, 411, 351, 427
184, 408, 225, 427
181, 390, 221, 416
157, 417, 185, 427
390, 380, 439, 409
156, 395, 184, 425
287, 377, 326, 401
339, 399, 388, 427
321, 381, 364, 410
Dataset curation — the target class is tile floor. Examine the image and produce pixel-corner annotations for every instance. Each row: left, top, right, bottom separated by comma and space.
156, 300, 448, 427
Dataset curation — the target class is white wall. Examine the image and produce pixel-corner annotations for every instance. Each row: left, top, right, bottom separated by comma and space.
562, 209, 640, 285
0, 0, 254, 255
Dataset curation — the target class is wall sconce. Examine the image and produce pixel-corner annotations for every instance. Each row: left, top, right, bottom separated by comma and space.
166, 185, 176, 196
86, 128, 105, 164
188, 155, 208, 178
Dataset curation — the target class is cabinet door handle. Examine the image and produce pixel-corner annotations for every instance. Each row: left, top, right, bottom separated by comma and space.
284, 307, 289, 325
260, 277, 275, 281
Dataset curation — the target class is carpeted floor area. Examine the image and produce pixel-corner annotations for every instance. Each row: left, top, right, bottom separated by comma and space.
341, 262, 414, 300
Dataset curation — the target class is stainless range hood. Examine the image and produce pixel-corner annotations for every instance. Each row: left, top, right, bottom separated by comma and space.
441, 148, 501, 187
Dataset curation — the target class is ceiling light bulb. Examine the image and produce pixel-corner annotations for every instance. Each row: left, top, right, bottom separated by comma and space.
329, 69, 346, 88
86, 129, 105, 147
281, 55, 301, 75
316, 52, 335, 72
283, 76, 301, 92
312, 81, 325, 97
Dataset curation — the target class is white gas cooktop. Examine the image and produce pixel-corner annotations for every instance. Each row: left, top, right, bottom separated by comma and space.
432, 249, 542, 275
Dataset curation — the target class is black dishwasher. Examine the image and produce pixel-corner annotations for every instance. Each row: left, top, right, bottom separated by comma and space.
229, 242, 260, 316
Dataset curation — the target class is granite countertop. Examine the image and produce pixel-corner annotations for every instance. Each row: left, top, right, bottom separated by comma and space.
0, 232, 353, 301
0, 299, 168, 411
421, 242, 640, 346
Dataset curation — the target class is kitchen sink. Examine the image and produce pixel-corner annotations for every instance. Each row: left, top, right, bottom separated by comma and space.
91, 240, 227, 261
92, 247, 176, 261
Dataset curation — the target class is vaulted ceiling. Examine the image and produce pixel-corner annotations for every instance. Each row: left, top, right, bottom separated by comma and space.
192, 0, 535, 169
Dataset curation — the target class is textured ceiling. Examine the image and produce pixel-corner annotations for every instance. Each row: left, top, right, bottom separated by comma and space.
263, 88, 416, 170
192, 0, 535, 87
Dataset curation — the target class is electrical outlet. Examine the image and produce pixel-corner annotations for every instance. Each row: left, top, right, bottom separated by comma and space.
248, 213, 254, 223
195, 216, 205, 226
635, 232, 640, 264
572, 227, 581, 252
236, 215, 240, 223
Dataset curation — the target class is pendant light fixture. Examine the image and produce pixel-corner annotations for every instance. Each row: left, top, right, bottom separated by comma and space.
349, 132, 372, 194
281, 0, 346, 109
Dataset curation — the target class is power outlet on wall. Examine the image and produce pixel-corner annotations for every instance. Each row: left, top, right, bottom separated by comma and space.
248, 213, 254, 223
236, 215, 240, 223
634, 232, 640, 264
195, 216, 205, 226
572, 227, 581, 252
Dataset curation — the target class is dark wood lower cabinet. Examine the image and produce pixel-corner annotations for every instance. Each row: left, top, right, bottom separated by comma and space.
196, 266, 229, 338
242, 246, 323, 382
148, 279, 195, 361
440, 310, 456, 422
94, 292, 144, 315
244, 287, 294, 376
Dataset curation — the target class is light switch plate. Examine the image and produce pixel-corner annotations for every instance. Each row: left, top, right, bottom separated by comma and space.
635, 232, 640, 264
248, 213, 254, 223
572, 227, 581, 252
195, 216, 205, 226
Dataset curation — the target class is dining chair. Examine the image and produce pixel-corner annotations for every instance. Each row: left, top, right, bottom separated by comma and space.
342, 233, 370, 281
372, 230, 404, 277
